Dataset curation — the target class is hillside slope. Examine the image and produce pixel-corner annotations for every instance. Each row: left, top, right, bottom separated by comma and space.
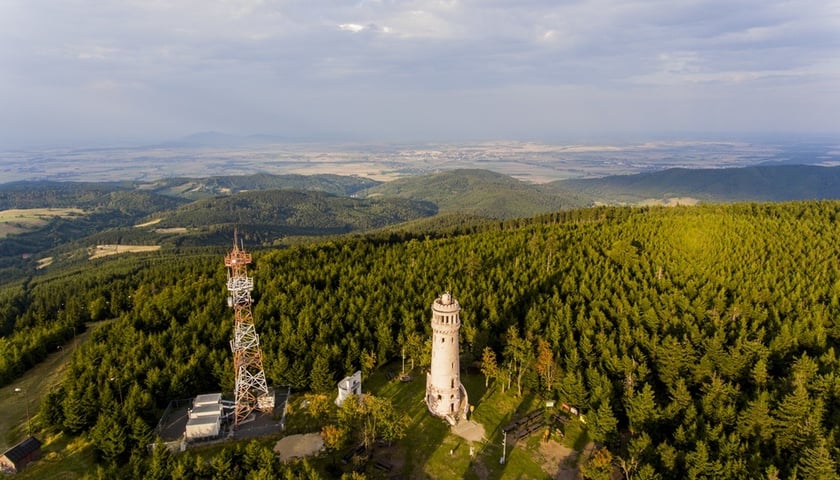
138, 173, 380, 200
12, 201, 840, 478
553, 164, 840, 203
133, 189, 439, 242
361, 169, 589, 218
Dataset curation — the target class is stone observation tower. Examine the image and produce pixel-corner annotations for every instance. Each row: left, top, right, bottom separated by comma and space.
425, 292, 469, 424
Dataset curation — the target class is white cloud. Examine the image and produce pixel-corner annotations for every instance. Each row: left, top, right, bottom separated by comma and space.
0, 0, 838, 146
339, 23, 366, 33
76, 46, 120, 61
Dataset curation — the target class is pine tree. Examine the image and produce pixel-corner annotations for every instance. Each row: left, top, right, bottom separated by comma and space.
798, 438, 837, 480
310, 353, 335, 393
588, 401, 618, 443
773, 384, 821, 451
91, 413, 127, 465
625, 383, 659, 435
146, 439, 174, 480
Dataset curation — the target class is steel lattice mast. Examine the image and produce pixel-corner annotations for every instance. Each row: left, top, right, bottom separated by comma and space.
225, 234, 272, 428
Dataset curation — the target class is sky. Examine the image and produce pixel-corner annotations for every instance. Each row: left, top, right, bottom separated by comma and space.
1, 0, 839, 147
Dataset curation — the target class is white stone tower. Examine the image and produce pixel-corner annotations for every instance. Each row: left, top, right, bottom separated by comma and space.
425, 292, 469, 424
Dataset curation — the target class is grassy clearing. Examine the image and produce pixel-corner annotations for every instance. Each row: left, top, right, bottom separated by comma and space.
15, 433, 95, 480
1, 340, 70, 451
364, 365, 563, 479
5, 349, 585, 478
1, 321, 115, 479
0, 208, 85, 238
88, 244, 161, 260
36, 257, 53, 269
134, 218, 162, 228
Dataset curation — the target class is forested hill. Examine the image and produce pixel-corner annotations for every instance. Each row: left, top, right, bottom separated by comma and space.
147, 189, 438, 241
0, 180, 427, 277
9, 165, 840, 280
0, 181, 185, 212
136, 173, 380, 200
553, 164, 840, 204
360, 168, 591, 218
12, 200, 840, 478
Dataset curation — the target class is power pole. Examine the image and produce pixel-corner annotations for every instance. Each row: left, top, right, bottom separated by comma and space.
13, 388, 31, 437
500, 430, 507, 464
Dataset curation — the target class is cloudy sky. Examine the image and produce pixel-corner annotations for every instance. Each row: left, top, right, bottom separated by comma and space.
1, 0, 839, 147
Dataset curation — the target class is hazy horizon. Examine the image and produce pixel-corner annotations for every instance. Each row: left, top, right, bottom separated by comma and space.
2, 1, 839, 149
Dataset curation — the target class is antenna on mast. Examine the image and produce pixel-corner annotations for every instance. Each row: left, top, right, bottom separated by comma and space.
224, 232, 272, 428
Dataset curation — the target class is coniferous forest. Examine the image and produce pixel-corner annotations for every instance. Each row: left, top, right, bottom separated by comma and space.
6, 201, 840, 478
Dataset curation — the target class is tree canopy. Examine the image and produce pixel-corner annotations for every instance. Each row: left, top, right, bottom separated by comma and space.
7, 200, 840, 478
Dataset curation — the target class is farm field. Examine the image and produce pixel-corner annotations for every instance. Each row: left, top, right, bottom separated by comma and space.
88, 244, 161, 260
0, 208, 85, 238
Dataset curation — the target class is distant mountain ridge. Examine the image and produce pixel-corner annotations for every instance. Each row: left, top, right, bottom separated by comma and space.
553, 164, 840, 203
148, 131, 295, 148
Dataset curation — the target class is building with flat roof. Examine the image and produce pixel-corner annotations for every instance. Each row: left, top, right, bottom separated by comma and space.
185, 394, 223, 441
0, 437, 41, 473
193, 393, 222, 407
185, 416, 221, 441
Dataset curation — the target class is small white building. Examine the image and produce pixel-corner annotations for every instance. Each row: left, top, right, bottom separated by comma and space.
190, 403, 223, 418
185, 393, 223, 441
185, 416, 221, 441
335, 371, 362, 406
193, 393, 222, 408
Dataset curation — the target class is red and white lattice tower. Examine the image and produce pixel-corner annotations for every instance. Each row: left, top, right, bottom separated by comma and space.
225, 235, 273, 428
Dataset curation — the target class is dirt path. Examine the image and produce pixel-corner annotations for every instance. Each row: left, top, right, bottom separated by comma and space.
540, 439, 576, 479
452, 420, 486, 443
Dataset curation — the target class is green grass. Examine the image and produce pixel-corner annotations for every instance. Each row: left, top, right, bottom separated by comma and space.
14, 433, 95, 480
0, 208, 86, 238
5, 350, 588, 479
364, 365, 562, 479
0, 321, 112, 478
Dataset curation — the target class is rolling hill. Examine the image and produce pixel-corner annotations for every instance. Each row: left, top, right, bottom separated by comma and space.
9, 164, 840, 280
137, 173, 380, 200
552, 164, 840, 204
360, 169, 590, 219
140, 189, 438, 241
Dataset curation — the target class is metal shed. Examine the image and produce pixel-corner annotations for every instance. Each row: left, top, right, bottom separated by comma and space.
0, 437, 41, 473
